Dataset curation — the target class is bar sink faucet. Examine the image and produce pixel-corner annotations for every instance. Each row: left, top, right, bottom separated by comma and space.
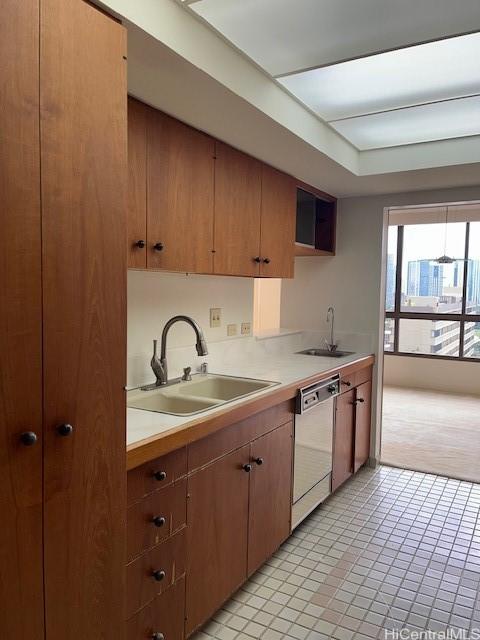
325, 306, 338, 353
150, 315, 208, 386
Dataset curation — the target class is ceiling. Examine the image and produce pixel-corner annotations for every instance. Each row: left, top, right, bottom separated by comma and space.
187, 0, 480, 151
95, 0, 480, 197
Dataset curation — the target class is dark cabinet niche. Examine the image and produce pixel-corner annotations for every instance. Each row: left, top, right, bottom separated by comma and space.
295, 187, 336, 256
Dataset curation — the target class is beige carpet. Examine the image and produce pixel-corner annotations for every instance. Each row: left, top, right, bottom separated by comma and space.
381, 385, 480, 483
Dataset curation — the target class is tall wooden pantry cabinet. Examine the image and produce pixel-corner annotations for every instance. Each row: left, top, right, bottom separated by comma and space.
0, 1, 127, 639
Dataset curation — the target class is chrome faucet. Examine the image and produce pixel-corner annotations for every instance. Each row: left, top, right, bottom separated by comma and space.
150, 315, 208, 386
325, 306, 337, 352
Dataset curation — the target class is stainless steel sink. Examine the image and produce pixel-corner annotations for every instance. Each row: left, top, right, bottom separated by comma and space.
296, 348, 354, 358
127, 374, 279, 416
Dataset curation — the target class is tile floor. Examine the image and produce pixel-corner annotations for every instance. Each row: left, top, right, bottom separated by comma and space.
192, 465, 480, 640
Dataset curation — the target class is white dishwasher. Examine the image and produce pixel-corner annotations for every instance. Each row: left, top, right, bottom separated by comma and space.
292, 375, 339, 529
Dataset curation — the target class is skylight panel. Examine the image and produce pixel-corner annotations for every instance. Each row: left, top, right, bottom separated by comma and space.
278, 32, 480, 122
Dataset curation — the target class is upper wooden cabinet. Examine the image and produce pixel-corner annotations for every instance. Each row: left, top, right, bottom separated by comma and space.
127, 97, 148, 269
147, 109, 215, 273
213, 142, 262, 277
260, 165, 297, 278
126, 101, 312, 278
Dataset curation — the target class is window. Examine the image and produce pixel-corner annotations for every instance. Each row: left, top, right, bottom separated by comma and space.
385, 209, 480, 361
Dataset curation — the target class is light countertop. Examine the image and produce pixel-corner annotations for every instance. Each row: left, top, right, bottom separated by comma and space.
127, 350, 374, 456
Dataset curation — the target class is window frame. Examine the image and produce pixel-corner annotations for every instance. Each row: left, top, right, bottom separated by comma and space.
385, 222, 480, 362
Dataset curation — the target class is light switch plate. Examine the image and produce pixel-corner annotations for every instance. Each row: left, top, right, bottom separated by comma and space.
210, 308, 221, 328
241, 322, 251, 335
227, 323, 237, 336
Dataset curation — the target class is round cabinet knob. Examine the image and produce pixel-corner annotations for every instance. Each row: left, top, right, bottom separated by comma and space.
152, 633, 164, 640
20, 431, 38, 446
135, 240, 146, 248
358, 398, 365, 404
153, 242, 164, 252
154, 470, 167, 482
263, 257, 271, 264
56, 423, 73, 437
341, 380, 351, 387
152, 515, 166, 528
152, 569, 166, 582
243, 463, 252, 473
254, 457, 264, 466
253, 256, 261, 263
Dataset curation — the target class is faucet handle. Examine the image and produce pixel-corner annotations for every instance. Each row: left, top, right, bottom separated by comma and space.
182, 367, 192, 382
199, 362, 208, 375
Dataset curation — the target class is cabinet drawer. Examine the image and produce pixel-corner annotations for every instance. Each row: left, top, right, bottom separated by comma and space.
340, 365, 372, 393
127, 528, 186, 619
128, 479, 187, 561
128, 447, 187, 506
339, 373, 356, 393
188, 400, 293, 471
127, 576, 185, 640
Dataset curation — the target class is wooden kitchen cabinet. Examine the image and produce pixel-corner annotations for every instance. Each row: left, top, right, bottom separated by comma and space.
354, 381, 372, 472
259, 165, 297, 278
332, 389, 355, 492
0, 1, 44, 637
332, 368, 373, 492
213, 142, 262, 277
147, 109, 215, 273
186, 445, 250, 637
128, 97, 148, 269
0, 1, 127, 638
248, 421, 293, 575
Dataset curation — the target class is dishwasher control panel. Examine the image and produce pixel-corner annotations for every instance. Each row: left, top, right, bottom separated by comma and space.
296, 375, 340, 414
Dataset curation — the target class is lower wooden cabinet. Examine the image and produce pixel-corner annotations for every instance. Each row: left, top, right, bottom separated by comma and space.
354, 381, 372, 473
248, 422, 293, 575
185, 413, 294, 636
127, 576, 185, 640
185, 445, 250, 637
333, 369, 373, 492
332, 389, 355, 492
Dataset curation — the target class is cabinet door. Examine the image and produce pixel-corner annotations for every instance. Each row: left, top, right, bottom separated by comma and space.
147, 110, 215, 273
186, 445, 250, 636
41, 1, 127, 638
248, 422, 293, 575
354, 381, 372, 473
259, 165, 296, 278
332, 390, 355, 492
213, 142, 262, 276
0, 1, 44, 637
128, 97, 148, 268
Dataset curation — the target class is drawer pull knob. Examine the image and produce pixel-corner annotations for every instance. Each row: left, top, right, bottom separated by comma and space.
357, 398, 365, 403
152, 634, 164, 640
152, 516, 166, 528
135, 240, 146, 248
152, 569, 166, 582
341, 380, 351, 387
243, 463, 252, 473
263, 257, 271, 264
57, 423, 73, 437
253, 256, 261, 263
20, 431, 38, 446
154, 470, 167, 482
254, 457, 264, 466
153, 242, 164, 252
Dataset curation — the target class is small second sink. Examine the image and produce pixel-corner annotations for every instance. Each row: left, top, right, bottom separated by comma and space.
297, 348, 354, 358
177, 375, 274, 401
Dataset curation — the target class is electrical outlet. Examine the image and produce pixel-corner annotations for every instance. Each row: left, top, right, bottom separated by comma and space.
227, 323, 237, 337
210, 307, 221, 328
241, 322, 251, 335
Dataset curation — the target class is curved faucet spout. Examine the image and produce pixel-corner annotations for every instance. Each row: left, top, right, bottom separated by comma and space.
151, 315, 208, 386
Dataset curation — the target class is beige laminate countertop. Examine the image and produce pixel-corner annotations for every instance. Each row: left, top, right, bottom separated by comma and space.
127, 351, 375, 469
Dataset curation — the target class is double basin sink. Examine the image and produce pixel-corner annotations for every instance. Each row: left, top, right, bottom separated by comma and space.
127, 374, 279, 416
